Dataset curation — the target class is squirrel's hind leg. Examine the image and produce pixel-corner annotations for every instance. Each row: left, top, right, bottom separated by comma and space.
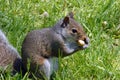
39, 59, 51, 80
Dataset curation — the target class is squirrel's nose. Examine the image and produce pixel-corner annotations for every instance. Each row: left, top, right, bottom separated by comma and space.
84, 37, 90, 44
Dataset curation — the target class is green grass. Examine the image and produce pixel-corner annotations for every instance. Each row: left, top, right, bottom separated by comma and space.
0, 0, 120, 80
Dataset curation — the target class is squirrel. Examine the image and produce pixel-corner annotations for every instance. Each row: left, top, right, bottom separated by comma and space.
0, 30, 22, 74
22, 12, 90, 80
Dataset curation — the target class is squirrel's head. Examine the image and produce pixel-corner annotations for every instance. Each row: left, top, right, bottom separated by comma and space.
60, 12, 89, 50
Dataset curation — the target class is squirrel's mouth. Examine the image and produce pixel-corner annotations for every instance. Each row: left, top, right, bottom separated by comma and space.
78, 37, 90, 49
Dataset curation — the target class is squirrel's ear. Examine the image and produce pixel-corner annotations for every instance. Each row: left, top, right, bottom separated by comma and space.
68, 12, 74, 19
61, 16, 69, 28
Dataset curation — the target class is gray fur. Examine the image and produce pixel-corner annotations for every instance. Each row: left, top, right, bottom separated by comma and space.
22, 13, 90, 80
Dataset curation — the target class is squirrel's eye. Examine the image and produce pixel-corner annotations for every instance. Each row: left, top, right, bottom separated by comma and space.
72, 29, 77, 33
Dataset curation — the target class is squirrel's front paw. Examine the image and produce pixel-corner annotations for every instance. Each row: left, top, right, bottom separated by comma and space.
64, 44, 75, 54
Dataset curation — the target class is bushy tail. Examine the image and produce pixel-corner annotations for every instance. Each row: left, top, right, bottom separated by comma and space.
0, 30, 8, 44
0, 30, 24, 75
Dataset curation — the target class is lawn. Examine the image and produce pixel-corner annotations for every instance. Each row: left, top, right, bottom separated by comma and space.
0, 0, 120, 80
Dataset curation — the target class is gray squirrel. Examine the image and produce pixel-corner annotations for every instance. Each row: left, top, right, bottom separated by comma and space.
0, 30, 22, 74
22, 12, 90, 80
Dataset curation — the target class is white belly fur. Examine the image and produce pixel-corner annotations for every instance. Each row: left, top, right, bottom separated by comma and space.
43, 57, 58, 79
